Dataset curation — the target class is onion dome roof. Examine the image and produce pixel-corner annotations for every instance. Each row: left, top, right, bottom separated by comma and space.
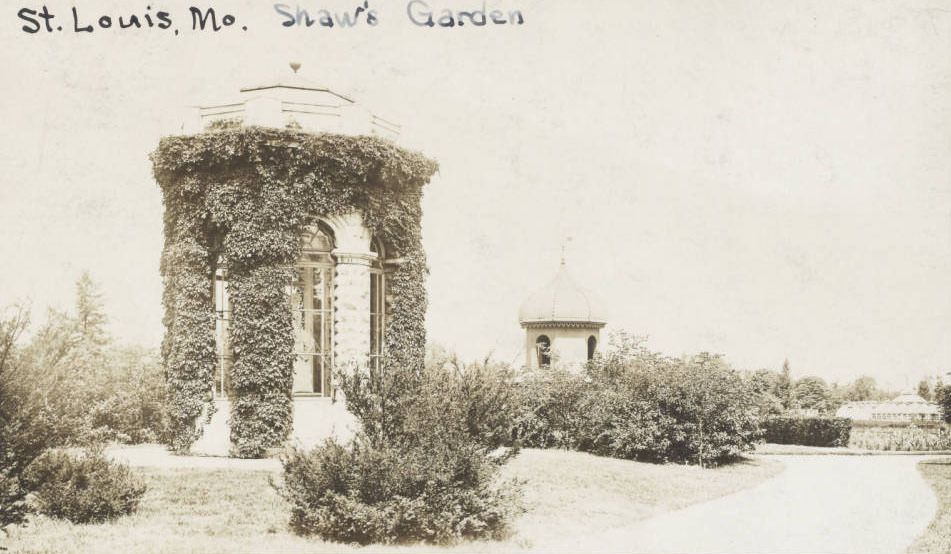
519, 262, 606, 327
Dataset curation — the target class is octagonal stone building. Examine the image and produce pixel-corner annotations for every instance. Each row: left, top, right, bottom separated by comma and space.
153, 68, 436, 456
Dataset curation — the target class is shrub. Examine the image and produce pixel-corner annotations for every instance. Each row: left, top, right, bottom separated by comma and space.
763, 416, 852, 447
576, 391, 673, 462
648, 354, 762, 465
512, 369, 587, 450
280, 438, 521, 544
21, 448, 147, 524
417, 356, 519, 452
514, 334, 761, 466
277, 357, 523, 545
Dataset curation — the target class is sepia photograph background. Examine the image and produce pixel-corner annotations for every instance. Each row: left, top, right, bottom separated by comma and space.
2, 0, 949, 386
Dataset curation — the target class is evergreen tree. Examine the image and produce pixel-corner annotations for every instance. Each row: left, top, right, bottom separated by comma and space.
917, 379, 933, 401
75, 271, 107, 347
776, 359, 793, 410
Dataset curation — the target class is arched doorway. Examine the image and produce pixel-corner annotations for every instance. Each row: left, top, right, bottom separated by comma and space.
535, 335, 551, 367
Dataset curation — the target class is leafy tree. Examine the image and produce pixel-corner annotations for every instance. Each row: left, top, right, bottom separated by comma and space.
846, 376, 878, 401
746, 369, 784, 418
826, 382, 847, 412
19, 315, 96, 441
748, 369, 776, 394
0, 302, 72, 526
935, 382, 951, 424
586, 331, 667, 386
669, 353, 759, 468
85, 345, 165, 444
8, 273, 163, 448
918, 379, 933, 401
11, 307, 83, 441
793, 376, 832, 413
0, 303, 29, 375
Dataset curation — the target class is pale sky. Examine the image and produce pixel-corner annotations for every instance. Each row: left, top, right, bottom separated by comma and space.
2, 0, 949, 388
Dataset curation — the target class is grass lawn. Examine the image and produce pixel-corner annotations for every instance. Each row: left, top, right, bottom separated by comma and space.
755, 442, 856, 455
2, 448, 783, 553
908, 458, 951, 554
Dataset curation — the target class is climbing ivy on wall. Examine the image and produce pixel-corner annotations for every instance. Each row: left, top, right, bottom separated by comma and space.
151, 126, 438, 457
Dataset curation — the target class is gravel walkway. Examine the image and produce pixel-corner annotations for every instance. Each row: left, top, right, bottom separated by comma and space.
560, 455, 938, 553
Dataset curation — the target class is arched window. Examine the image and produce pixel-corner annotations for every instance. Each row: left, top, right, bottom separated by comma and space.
587, 335, 597, 360
291, 223, 335, 396
369, 237, 386, 371
535, 335, 551, 368
214, 256, 232, 398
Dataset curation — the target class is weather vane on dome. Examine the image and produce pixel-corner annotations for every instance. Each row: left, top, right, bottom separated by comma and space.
290, 62, 301, 74
560, 236, 573, 266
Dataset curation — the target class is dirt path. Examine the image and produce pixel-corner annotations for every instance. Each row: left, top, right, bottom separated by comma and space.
559, 455, 938, 554
107, 444, 281, 471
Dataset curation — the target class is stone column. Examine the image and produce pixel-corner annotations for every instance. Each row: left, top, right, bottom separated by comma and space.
333, 251, 373, 369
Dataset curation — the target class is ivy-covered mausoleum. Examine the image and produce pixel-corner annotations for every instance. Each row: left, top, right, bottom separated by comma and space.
151, 67, 437, 457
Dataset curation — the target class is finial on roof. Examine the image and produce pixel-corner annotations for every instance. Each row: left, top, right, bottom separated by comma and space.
290, 62, 301, 74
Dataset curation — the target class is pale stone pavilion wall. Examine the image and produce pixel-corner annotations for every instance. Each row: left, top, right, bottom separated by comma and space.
524, 325, 602, 371
324, 211, 375, 370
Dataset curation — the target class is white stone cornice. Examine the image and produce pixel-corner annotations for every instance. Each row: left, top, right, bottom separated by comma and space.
333, 251, 375, 266
520, 320, 607, 330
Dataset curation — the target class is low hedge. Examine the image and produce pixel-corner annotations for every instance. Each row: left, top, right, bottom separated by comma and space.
763, 416, 852, 447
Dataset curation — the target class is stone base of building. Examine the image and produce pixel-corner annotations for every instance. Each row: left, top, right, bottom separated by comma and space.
191, 397, 358, 457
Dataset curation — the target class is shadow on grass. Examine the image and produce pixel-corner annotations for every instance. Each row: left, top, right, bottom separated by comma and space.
723, 456, 765, 468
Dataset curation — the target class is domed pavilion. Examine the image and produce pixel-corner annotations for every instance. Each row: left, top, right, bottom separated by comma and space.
152, 64, 437, 456
518, 260, 607, 370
